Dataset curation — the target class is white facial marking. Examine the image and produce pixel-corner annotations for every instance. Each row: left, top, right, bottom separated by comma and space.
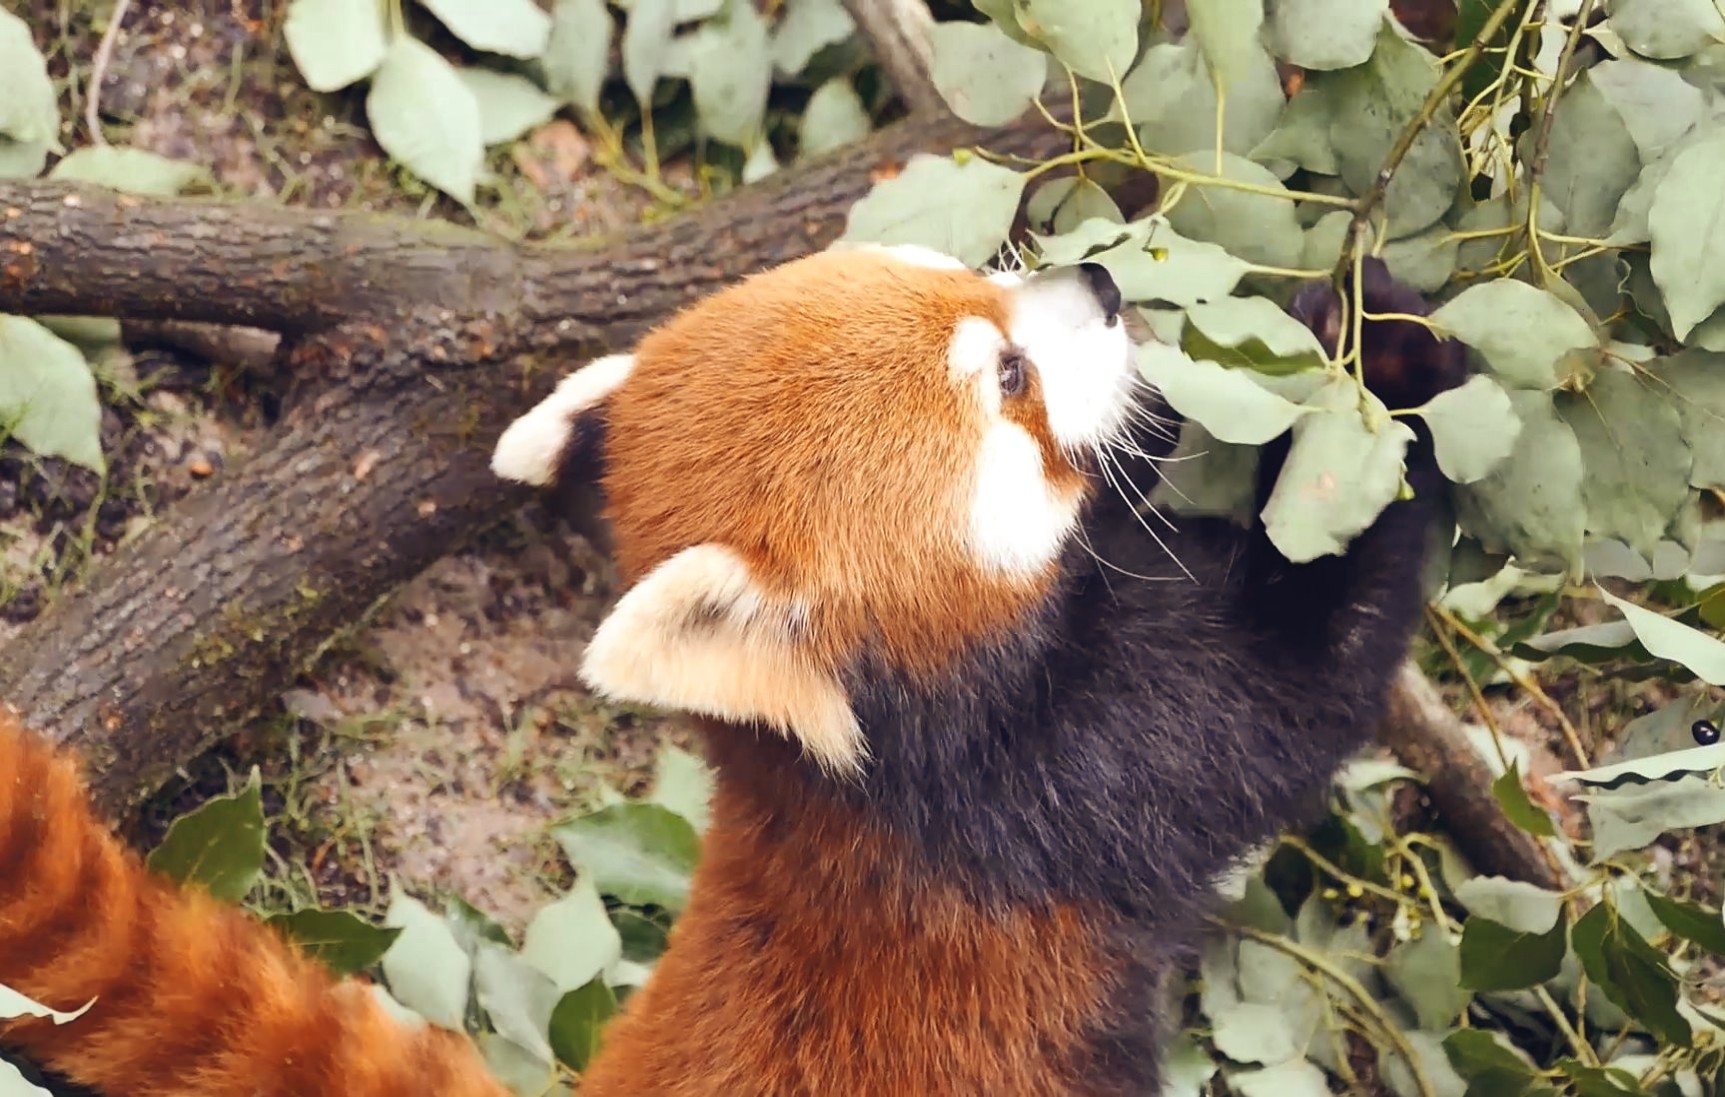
968, 420, 1080, 576
947, 315, 1008, 415
491, 353, 635, 485
1007, 271, 1135, 450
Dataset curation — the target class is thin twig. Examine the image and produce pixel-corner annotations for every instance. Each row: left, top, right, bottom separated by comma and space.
84, 0, 135, 147
1524, 0, 1598, 286
1432, 604, 1591, 768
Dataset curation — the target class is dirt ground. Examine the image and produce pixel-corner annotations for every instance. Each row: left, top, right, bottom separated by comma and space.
3, 0, 698, 933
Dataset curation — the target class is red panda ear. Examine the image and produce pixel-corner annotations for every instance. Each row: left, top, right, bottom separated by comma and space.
491, 353, 633, 487
579, 544, 866, 775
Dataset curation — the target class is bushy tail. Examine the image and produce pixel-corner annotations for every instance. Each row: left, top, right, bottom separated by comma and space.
0, 712, 506, 1097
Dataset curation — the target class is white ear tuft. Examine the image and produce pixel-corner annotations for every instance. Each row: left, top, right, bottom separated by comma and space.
579, 544, 865, 775
492, 354, 635, 486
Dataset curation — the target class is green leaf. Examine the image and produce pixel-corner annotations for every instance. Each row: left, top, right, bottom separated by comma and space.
0, 983, 91, 1026
1571, 902, 1691, 1047
1149, 419, 1260, 518
1181, 296, 1327, 374
1017, 0, 1139, 84
1123, 39, 1284, 160
1607, 0, 1725, 61
0, 1056, 53, 1097
1581, 779, 1725, 859
282, 0, 387, 92
268, 909, 402, 976
1442, 1029, 1540, 1091
454, 68, 561, 146
1430, 281, 1597, 390
366, 37, 484, 204
622, 0, 677, 105
1385, 929, 1469, 1030
420, 0, 553, 59
841, 154, 1027, 268
1186, 0, 1265, 90
1492, 760, 1557, 838
928, 21, 1047, 127
1558, 740, 1725, 789
1051, 180, 1122, 234
543, 0, 613, 114
1164, 151, 1305, 270
1649, 349, 1725, 489
1136, 342, 1311, 445
1535, 69, 1642, 239
1455, 0, 1513, 104
476, 1032, 557, 1095
1555, 1060, 1645, 1097
770, 0, 854, 76
688, 1, 773, 150
1650, 127, 1725, 340
145, 768, 264, 903
48, 147, 214, 196
446, 895, 513, 949
0, 8, 59, 179
1040, 218, 1249, 307
1210, 1001, 1300, 1065
800, 77, 872, 158
1644, 890, 1725, 954
1458, 914, 1567, 992
1453, 391, 1585, 571
1592, 57, 1706, 163
649, 744, 713, 833
547, 978, 617, 1071
1602, 586, 1725, 684
473, 939, 561, 1065
1228, 1058, 1332, 1097
1252, 79, 1340, 176
1413, 374, 1522, 484
1557, 370, 1692, 556
0, 316, 105, 474
380, 893, 473, 1031
521, 876, 623, 993
552, 803, 701, 911
1266, 0, 1388, 70
1262, 381, 1414, 563
1454, 875, 1564, 934
1324, 20, 1462, 236
1381, 222, 1459, 294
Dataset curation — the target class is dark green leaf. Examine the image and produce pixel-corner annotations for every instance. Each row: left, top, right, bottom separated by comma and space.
1441, 1028, 1539, 1088
1644, 890, 1725, 955
1455, 0, 1513, 103
612, 909, 672, 963
1555, 1059, 1644, 1097
551, 803, 701, 912
1492, 760, 1557, 838
548, 977, 618, 1071
1570, 902, 1691, 1047
145, 768, 265, 903
1458, 913, 1567, 992
268, 909, 402, 976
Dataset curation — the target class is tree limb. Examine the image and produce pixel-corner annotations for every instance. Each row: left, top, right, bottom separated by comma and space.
840, 0, 944, 117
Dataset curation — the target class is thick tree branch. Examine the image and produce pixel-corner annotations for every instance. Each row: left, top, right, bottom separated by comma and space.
0, 103, 1072, 819
840, 0, 943, 116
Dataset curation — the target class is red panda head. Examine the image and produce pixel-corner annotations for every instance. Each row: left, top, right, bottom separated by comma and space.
493, 245, 1137, 773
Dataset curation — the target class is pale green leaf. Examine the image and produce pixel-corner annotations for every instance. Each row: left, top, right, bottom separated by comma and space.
48, 147, 214, 196
1036, 217, 1250, 307
551, 803, 701, 911
455, 68, 561, 146
770, 0, 855, 76
1018, 0, 1140, 83
972, 0, 1038, 46
366, 37, 484, 203
381, 893, 473, 1030
0, 1056, 52, 1097
928, 21, 1047, 127
521, 876, 623, 993
1584, 780, 1725, 859
1325, 21, 1462, 236
1601, 586, 1725, 684
610, 0, 723, 18
1454, 876, 1563, 934
544, 0, 614, 114
622, 0, 677, 106
1186, 0, 1266, 90
0, 983, 91, 1026
1149, 418, 1260, 518
1430, 280, 1597, 389
1211, 1001, 1300, 1065
1453, 391, 1585, 571
1164, 151, 1305, 270
1381, 222, 1459, 293
477, 1032, 557, 1094
800, 77, 871, 158
474, 940, 560, 1065
1186, 296, 1326, 365
1650, 128, 1725, 340
1250, 78, 1340, 176
649, 745, 713, 833
1592, 57, 1706, 162
1123, 39, 1284, 160
1556, 370, 1691, 555
841, 154, 1026, 268
1385, 930, 1468, 1030
0, 316, 105, 474
1266, 0, 1387, 70
1414, 374, 1522, 483
0, 7, 59, 177
1136, 342, 1312, 445
1262, 381, 1414, 563
1034, 216, 1154, 266
1230, 1057, 1332, 1097
1162, 1034, 1220, 1097
1536, 69, 1641, 239
283, 0, 387, 92
1051, 180, 1122, 234
1649, 349, 1725, 488
420, 0, 553, 58
1607, 0, 1725, 60
688, 2, 775, 149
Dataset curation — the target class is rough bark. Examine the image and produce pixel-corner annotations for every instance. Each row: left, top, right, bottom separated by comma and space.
1379, 664, 1567, 890
0, 104, 1071, 819
839, 0, 943, 116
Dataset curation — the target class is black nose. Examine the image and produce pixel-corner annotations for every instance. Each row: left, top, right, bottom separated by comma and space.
1077, 262, 1122, 319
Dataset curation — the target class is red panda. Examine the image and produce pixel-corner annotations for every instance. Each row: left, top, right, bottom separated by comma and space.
0, 247, 1463, 1095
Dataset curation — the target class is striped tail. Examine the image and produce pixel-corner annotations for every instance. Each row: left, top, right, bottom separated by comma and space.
0, 712, 505, 1097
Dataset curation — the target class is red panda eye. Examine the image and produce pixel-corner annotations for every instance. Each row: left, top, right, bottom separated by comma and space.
998, 351, 1027, 397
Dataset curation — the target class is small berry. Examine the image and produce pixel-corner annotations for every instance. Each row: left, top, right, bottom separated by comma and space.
1694, 719, 1721, 746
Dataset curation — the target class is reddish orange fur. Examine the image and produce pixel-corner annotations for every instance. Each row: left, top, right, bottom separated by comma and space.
0, 710, 504, 1097
601, 249, 1087, 678
578, 725, 1116, 1097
